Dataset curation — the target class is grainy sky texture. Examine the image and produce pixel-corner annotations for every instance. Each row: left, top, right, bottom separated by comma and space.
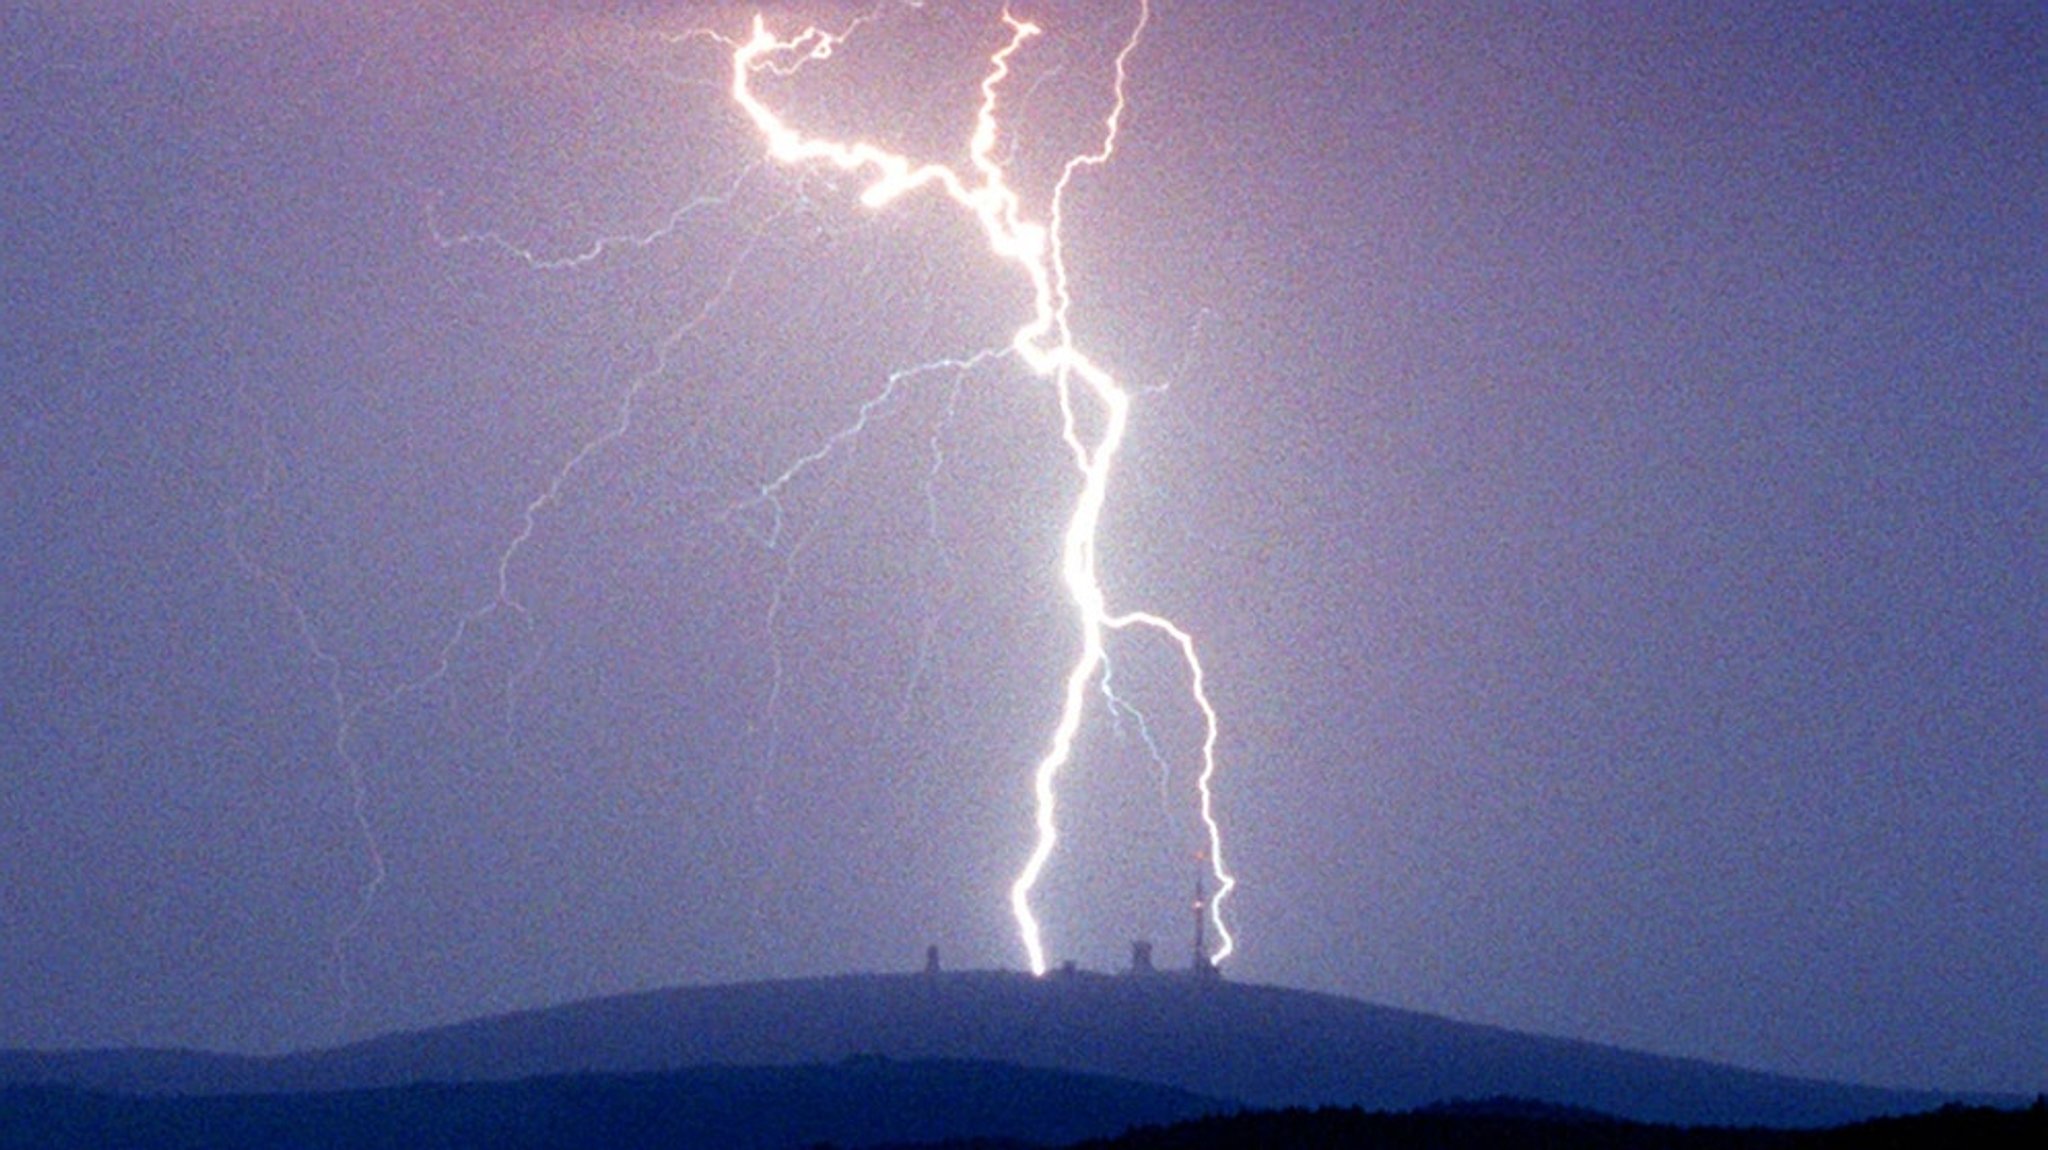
3, 1, 2041, 1096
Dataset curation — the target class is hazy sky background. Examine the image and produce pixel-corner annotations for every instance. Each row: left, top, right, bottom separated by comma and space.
3, 1, 2041, 1096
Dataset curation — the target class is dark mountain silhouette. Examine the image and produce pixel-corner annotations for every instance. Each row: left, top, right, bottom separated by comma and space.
7, 1079, 2039, 1150
0, 1058, 1222, 1150
1069, 1098, 2048, 1150
0, 971, 2016, 1128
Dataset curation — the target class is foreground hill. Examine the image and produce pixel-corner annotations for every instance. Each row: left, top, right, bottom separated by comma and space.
0, 1059, 1222, 1150
5, 1076, 2039, 1150
0, 971, 2011, 1127
1072, 1098, 2048, 1150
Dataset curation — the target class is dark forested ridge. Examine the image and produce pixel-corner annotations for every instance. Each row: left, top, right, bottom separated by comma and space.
2, 972, 2024, 1131
4, 1078, 2040, 1150
1060, 1098, 2048, 1150
0, 1058, 1220, 1150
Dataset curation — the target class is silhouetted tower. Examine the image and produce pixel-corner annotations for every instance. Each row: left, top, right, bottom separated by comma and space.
924, 944, 940, 975
1129, 940, 1154, 975
1192, 870, 1215, 977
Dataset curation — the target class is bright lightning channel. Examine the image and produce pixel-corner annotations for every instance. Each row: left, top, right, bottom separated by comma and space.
729, 3, 1235, 975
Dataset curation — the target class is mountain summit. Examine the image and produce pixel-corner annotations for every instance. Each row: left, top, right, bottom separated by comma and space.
1, 971, 1993, 1127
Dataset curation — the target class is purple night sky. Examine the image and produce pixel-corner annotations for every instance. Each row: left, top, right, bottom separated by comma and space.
3, 1, 2041, 1096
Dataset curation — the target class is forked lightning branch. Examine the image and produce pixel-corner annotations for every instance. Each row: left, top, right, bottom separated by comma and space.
725, 3, 1235, 975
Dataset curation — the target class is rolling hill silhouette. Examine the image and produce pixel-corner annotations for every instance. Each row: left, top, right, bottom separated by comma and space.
0, 971, 2005, 1129
0, 1059, 1224, 1150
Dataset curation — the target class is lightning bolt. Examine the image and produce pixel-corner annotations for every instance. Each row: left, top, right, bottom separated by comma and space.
729, 2, 1236, 974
